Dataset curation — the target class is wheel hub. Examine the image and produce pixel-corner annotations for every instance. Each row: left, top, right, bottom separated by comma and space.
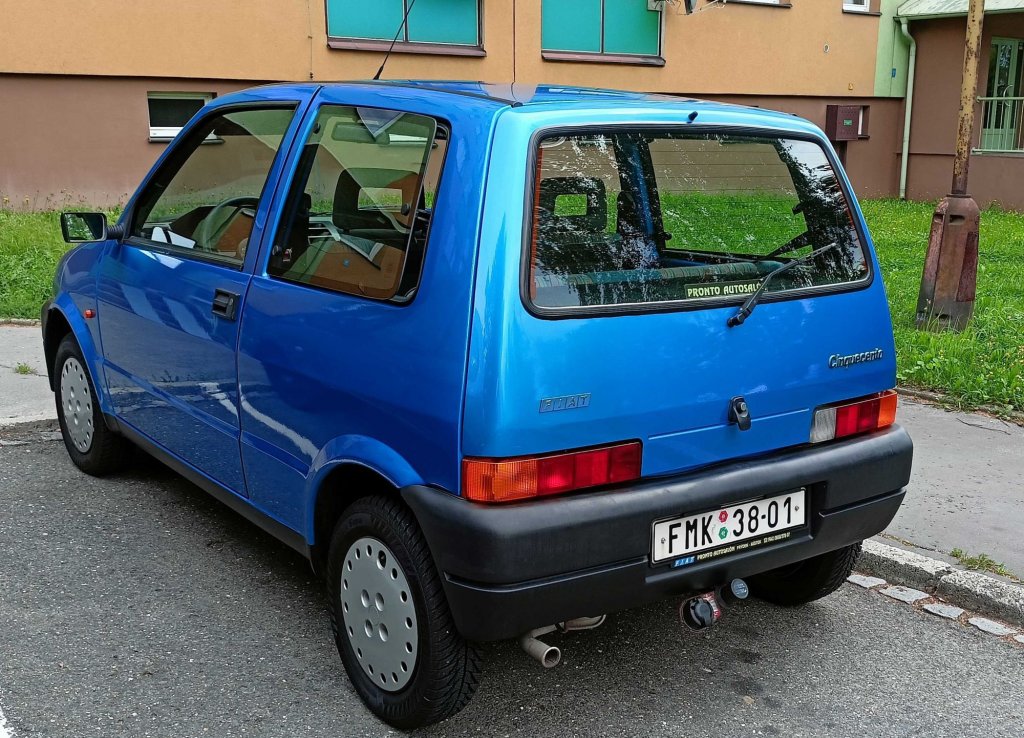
60, 357, 93, 453
340, 537, 418, 692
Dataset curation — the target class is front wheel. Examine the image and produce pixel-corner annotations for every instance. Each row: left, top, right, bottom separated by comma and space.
54, 334, 130, 476
748, 542, 862, 606
325, 495, 481, 729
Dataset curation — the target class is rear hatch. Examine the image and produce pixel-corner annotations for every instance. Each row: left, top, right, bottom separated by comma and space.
463, 126, 896, 479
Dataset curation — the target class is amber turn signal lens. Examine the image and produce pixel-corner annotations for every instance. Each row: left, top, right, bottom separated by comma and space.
462, 441, 642, 503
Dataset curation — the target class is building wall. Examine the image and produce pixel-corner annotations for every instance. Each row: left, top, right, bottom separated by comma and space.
905, 13, 1024, 208
0, 1, 903, 208
1, 0, 883, 96
513, 0, 884, 97
709, 94, 904, 198
0, 75, 252, 210
874, 0, 912, 98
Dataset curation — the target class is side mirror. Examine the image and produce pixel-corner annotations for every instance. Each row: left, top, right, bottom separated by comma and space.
60, 212, 124, 243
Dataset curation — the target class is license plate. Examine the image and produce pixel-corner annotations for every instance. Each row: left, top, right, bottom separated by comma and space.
651, 489, 807, 565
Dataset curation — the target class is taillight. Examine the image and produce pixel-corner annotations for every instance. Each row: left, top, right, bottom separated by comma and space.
810, 390, 898, 444
462, 441, 642, 503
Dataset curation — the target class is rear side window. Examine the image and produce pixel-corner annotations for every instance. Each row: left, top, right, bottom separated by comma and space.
269, 105, 443, 302
528, 131, 868, 311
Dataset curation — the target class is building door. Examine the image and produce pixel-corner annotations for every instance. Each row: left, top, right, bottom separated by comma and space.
981, 38, 1024, 151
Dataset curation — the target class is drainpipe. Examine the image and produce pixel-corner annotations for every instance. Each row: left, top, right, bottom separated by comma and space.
899, 17, 918, 199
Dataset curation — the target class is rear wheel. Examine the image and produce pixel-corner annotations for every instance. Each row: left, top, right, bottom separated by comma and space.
748, 542, 862, 606
325, 495, 481, 728
54, 335, 130, 476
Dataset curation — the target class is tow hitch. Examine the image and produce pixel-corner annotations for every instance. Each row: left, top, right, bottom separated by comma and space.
680, 578, 750, 631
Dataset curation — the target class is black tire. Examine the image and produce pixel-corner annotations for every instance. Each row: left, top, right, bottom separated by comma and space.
54, 334, 130, 476
748, 542, 862, 606
326, 495, 481, 729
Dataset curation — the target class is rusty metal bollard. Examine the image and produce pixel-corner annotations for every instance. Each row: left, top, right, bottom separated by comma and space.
915, 195, 979, 332
914, 0, 984, 333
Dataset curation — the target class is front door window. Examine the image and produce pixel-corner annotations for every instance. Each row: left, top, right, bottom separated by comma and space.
981, 38, 1024, 152
129, 107, 297, 264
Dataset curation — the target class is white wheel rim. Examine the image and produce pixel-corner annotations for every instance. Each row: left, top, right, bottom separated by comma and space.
60, 357, 94, 453
340, 537, 419, 692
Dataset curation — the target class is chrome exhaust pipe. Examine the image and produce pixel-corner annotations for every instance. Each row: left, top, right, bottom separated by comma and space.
519, 626, 561, 668
559, 614, 606, 632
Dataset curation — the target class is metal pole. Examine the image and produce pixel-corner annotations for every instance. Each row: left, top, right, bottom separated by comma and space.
951, 0, 986, 195
915, 0, 985, 332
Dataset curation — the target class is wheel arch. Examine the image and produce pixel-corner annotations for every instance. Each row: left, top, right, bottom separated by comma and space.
308, 462, 408, 576
42, 306, 73, 391
42, 298, 117, 423
43, 300, 111, 415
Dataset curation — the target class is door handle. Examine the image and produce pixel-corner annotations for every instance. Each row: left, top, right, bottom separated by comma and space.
211, 289, 240, 321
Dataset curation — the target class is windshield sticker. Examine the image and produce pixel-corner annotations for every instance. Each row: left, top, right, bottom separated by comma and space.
684, 279, 763, 300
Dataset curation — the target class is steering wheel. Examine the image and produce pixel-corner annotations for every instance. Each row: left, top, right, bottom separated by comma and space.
195, 196, 260, 252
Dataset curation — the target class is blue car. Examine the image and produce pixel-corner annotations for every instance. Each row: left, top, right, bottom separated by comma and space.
45, 81, 913, 728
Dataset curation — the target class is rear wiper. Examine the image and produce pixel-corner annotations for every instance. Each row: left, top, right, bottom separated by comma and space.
726, 242, 838, 328
763, 231, 810, 259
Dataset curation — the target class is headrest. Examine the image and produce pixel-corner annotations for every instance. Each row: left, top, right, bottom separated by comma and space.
333, 168, 419, 231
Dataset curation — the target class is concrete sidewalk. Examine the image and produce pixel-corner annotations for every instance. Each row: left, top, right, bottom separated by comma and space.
1, 322, 1021, 576
0, 324, 53, 425
886, 401, 1024, 577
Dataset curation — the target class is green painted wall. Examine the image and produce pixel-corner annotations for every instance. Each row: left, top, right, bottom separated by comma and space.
874, 0, 913, 97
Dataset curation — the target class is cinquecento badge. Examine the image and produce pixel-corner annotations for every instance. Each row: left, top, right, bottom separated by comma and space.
828, 349, 883, 368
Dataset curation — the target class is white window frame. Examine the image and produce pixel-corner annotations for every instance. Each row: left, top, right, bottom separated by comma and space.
843, 0, 870, 12
147, 92, 214, 142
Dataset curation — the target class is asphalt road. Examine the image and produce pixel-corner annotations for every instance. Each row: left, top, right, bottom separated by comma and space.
0, 431, 1021, 738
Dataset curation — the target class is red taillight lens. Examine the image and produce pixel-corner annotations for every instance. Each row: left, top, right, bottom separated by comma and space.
462, 441, 642, 503
810, 390, 898, 444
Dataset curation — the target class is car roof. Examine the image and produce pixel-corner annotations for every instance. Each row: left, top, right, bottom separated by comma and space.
230, 80, 820, 135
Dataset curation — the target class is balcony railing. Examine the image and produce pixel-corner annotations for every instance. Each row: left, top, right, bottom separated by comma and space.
977, 96, 1024, 153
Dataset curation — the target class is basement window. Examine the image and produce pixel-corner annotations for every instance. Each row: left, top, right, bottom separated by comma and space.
148, 92, 214, 142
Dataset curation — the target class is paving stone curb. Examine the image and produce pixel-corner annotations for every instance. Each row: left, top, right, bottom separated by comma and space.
0, 318, 41, 326
860, 539, 1024, 628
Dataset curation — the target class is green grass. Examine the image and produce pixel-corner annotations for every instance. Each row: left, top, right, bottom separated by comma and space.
659, 192, 805, 254
13, 362, 33, 375
0, 211, 73, 320
3, 200, 1024, 413
949, 548, 1015, 579
0, 209, 120, 320
863, 199, 1024, 414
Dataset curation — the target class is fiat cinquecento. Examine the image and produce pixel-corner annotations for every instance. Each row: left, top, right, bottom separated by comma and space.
45, 81, 913, 728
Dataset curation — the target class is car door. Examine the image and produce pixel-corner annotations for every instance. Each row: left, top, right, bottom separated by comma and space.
96, 98, 310, 492
234, 95, 462, 531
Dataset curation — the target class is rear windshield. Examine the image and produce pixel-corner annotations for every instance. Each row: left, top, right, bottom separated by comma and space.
527, 131, 869, 311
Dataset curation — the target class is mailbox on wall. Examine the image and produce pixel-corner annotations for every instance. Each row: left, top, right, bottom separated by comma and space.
825, 105, 869, 141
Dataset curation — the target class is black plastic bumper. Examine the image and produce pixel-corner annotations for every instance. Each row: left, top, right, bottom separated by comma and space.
402, 426, 913, 642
